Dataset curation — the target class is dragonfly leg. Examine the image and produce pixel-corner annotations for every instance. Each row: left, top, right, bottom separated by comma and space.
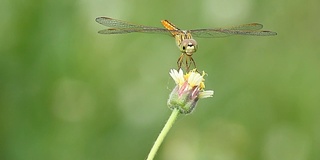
177, 53, 184, 70
177, 54, 197, 72
189, 56, 197, 69
187, 56, 198, 72
185, 57, 189, 71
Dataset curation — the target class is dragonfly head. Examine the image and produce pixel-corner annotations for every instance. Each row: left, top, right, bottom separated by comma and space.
180, 39, 198, 56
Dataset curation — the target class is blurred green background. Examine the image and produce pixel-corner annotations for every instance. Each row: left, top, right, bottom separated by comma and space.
1, 0, 319, 159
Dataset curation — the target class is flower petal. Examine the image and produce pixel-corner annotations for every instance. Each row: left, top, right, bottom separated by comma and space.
169, 69, 185, 85
199, 90, 214, 98
187, 71, 203, 87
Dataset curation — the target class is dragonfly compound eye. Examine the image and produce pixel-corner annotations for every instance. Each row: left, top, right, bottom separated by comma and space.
180, 39, 198, 56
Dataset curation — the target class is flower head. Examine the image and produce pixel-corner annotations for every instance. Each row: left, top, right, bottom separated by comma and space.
167, 69, 214, 114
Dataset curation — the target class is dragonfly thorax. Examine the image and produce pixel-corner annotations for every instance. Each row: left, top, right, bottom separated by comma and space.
180, 39, 198, 56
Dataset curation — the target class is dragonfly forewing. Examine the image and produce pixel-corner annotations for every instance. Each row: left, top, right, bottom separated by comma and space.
190, 23, 276, 38
223, 23, 264, 30
97, 28, 173, 35
96, 17, 176, 36
96, 17, 152, 29
191, 29, 277, 38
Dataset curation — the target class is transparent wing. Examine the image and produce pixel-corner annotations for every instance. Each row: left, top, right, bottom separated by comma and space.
96, 17, 155, 28
223, 23, 264, 30
96, 17, 173, 35
190, 23, 277, 38
97, 28, 174, 35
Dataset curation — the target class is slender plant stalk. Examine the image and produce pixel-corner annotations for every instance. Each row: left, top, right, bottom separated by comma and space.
146, 108, 180, 160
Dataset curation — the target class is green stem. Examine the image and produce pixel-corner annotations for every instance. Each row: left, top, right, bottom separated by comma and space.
146, 108, 180, 160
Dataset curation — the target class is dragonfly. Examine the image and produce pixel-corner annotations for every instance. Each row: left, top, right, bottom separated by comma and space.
95, 17, 277, 71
